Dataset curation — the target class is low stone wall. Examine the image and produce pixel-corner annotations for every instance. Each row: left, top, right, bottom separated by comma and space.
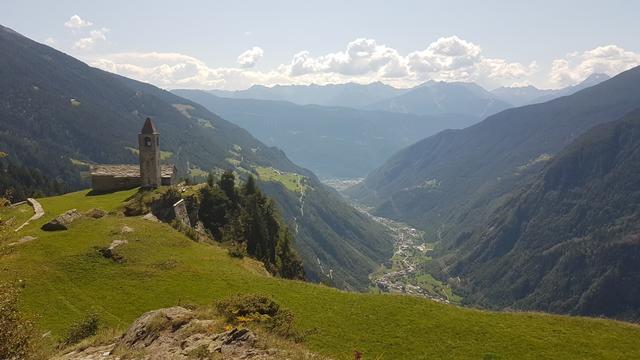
92, 175, 141, 193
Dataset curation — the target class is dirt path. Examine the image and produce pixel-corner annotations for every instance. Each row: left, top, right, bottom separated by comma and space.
14, 198, 45, 232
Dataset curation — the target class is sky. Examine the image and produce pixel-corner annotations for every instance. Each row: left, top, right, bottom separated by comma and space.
3, 0, 640, 90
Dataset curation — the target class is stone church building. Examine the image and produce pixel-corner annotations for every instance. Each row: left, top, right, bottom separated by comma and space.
91, 118, 176, 192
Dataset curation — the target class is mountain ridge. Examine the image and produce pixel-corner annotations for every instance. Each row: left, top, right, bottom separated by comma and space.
365, 80, 512, 117
450, 109, 640, 320
491, 73, 611, 106
173, 89, 479, 179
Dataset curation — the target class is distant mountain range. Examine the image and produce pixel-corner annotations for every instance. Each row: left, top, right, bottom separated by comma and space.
208, 81, 405, 109
347, 66, 640, 319
173, 90, 479, 179
207, 80, 512, 118
365, 81, 512, 117
491, 73, 611, 106
208, 74, 612, 118
0, 24, 392, 290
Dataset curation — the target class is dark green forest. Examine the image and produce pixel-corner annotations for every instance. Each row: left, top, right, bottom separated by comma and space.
199, 171, 304, 280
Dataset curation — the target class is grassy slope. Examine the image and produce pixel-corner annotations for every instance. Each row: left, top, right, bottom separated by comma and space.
1, 190, 639, 359
256, 166, 306, 193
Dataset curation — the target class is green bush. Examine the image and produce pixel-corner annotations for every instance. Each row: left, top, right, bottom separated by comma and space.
0, 283, 39, 359
170, 219, 199, 241
214, 294, 312, 341
216, 294, 280, 322
227, 243, 246, 258
62, 313, 99, 345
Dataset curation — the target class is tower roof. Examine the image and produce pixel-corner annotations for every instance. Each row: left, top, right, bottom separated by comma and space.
140, 117, 158, 134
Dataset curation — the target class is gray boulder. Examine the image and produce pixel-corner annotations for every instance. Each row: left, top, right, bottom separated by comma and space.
41, 209, 82, 231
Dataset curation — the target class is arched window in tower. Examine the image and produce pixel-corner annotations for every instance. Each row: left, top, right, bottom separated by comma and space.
145, 137, 151, 147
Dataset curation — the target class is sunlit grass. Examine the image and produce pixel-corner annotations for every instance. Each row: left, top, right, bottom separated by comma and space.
1, 190, 639, 359
256, 166, 306, 193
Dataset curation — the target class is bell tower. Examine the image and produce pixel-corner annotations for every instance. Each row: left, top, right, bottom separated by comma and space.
138, 117, 161, 188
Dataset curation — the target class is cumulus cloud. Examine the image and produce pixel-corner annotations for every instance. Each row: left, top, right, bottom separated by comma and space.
90, 52, 280, 89
549, 45, 640, 86
64, 15, 93, 28
284, 38, 407, 78
84, 36, 636, 90
237, 47, 264, 68
279, 36, 535, 87
74, 27, 109, 50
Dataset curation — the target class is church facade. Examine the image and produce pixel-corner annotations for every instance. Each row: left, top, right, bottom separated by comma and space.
90, 118, 176, 193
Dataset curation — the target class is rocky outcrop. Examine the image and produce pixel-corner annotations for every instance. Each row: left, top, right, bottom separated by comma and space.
57, 307, 296, 360
41, 209, 82, 231
84, 209, 106, 219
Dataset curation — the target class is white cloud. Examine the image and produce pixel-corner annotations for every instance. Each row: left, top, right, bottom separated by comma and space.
549, 45, 640, 86
84, 37, 636, 91
64, 15, 93, 28
237, 46, 264, 68
283, 38, 407, 78
44, 37, 56, 45
405, 36, 537, 85
279, 36, 535, 87
74, 27, 109, 50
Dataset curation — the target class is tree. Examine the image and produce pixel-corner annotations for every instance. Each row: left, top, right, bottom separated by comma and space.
276, 229, 305, 280
218, 171, 239, 208
198, 185, 231, 239
197, 174, 304, 280
243, 175, 258, 196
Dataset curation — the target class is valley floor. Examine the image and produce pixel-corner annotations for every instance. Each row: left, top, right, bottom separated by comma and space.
351, 204, 460, 304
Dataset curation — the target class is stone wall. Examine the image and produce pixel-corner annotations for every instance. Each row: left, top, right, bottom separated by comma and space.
91, 175, 141, 193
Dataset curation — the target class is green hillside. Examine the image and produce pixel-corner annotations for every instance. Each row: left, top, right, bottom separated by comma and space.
450, 110, 640, 321
0, 24, 392, 290
1, 190, 640, 359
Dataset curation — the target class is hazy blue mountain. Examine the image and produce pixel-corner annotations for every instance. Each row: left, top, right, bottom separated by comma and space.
490, 85, 556, 106
450, 109, 640, 321
492, 73, 611, 106
0, 24, 393, 290
173, 89, 479, 179
530, 73, 611, 104
365, 81, 512, 117
207, 82, 406, 109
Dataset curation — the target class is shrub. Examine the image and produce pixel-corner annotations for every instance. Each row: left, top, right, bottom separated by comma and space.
215, 294, 311, 340
227, 243, 246, 258
170, 219, 199, 241
0, 283, 38, 359
62, 313, 99, 345
216, 294, 280, 323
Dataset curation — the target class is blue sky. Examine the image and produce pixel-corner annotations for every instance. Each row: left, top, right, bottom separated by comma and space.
3, 0, 639, 90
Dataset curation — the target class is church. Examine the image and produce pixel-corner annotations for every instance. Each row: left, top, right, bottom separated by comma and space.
90, 118, 176, 192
